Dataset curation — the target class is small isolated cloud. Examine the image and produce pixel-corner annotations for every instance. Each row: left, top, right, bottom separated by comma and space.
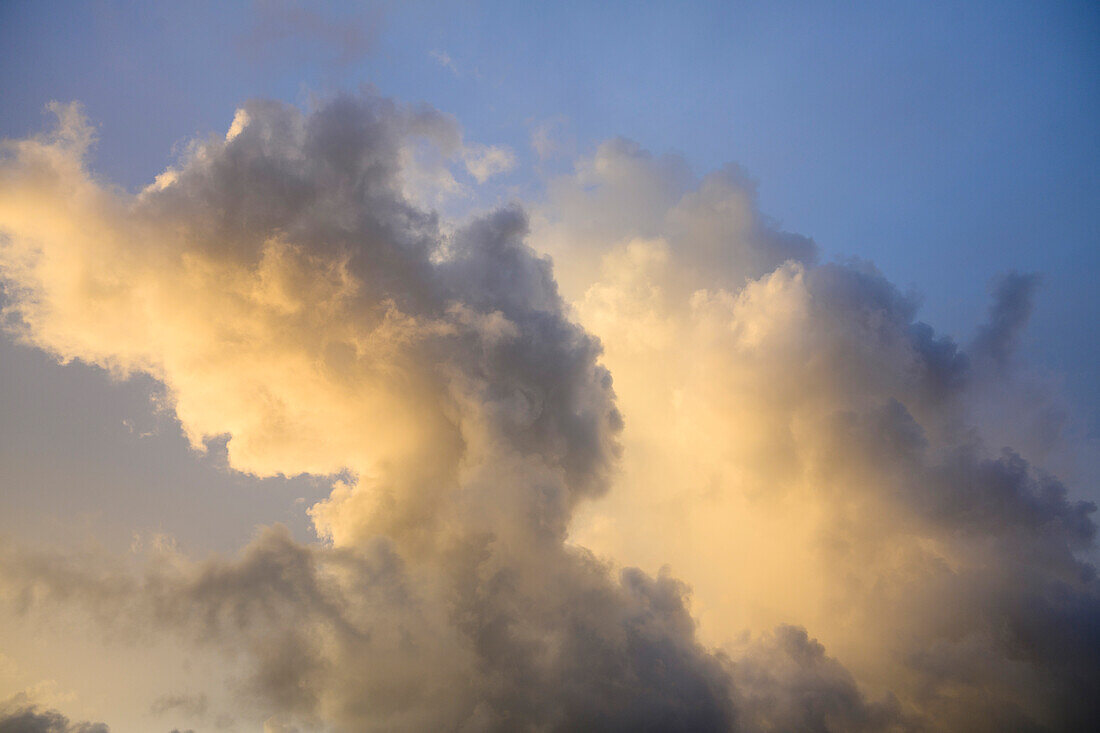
149, 692, 208, 719
430, 49, 460, 76
970, 270, 1042, 370
462, 143, 516, 183
529, 116, 571, 161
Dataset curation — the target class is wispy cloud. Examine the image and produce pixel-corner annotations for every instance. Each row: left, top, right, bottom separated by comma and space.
430, 49, 461, 77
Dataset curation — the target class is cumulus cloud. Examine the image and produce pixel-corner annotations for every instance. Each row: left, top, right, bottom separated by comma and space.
538, 139, 1100, 731
0, 93, 736, 732
0, 91, 1097, 732
729, 625, 917, 733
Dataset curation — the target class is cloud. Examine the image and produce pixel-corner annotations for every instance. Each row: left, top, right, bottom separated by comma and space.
538, 138, 1100, 731
729, 626, 918, 733
0, 93, 736, 731
462, 144, 516, 183
1, 523, 740, 731
531, 138, 815, 305
529, 116, 572, 161
1, 91, 1097, 731
0, 696, 108, 733
430, 50, 461, 77
970, 271, 1042, 370
150, 692, 208, 719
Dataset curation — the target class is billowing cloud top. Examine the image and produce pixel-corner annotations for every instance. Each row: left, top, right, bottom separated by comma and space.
0, 91, 1097, 732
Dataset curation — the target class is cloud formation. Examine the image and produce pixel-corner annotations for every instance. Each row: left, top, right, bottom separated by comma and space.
0, 91, 1097, 731
537, 139, 1100, 731
970, 271, 1042, 370
0, 93, 732, 731
0, 696, 108, 733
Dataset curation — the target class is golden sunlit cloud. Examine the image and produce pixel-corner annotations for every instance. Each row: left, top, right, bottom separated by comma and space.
0, 92, 1096, 732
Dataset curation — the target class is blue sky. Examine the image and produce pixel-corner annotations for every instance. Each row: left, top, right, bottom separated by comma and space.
2, 0, 1097, 428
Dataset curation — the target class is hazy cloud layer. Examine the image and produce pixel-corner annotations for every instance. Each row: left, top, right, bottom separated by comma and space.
0, 91, 1096, 731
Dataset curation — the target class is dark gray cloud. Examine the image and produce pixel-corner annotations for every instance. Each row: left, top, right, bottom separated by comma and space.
971, 271, 1042, 370
1, 524, 738, 731
0, 698, 108, 733
730, 625, 918, 733
791, 267, 1099, 731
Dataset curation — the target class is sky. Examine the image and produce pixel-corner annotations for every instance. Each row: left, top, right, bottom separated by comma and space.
0, 2, 1098, 732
